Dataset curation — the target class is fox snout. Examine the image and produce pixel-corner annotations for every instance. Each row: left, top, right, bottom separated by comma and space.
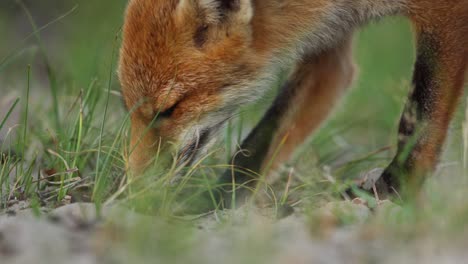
127, 112, 228, 175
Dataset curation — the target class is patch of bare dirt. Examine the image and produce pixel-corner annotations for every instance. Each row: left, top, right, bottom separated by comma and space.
1, 201, 467, 264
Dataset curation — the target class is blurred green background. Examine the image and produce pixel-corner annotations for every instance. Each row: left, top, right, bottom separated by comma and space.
0, 0, 126, 87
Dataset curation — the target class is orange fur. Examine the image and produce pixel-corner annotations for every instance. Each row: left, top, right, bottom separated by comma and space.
119, 0, 468, 199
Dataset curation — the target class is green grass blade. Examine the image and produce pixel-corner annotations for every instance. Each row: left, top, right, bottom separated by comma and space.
93, 29, 122, 203
0, 98, 20, 133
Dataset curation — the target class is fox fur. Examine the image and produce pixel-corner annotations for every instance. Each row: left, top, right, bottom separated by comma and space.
119, 0, 468, 202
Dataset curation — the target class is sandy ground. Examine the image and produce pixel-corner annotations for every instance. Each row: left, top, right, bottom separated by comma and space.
1, 200, 467, 264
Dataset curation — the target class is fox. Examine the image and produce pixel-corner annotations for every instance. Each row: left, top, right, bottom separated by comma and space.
119, 0, 468, 206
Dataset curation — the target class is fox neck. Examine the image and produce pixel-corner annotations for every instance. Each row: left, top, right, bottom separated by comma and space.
251, 0, 407, 62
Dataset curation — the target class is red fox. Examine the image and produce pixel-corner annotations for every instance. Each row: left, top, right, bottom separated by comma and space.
119, 0, 468, 203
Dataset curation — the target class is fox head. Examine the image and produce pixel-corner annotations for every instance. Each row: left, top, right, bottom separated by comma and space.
119, 0, 280, 174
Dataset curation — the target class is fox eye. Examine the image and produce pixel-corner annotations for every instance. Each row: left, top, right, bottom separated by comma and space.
157, 104, 177, 119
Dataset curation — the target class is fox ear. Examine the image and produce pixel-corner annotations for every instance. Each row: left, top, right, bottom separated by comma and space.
193, 0, 253, 24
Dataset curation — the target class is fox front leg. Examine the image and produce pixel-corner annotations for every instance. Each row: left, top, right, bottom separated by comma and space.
218, 38, 356, 208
